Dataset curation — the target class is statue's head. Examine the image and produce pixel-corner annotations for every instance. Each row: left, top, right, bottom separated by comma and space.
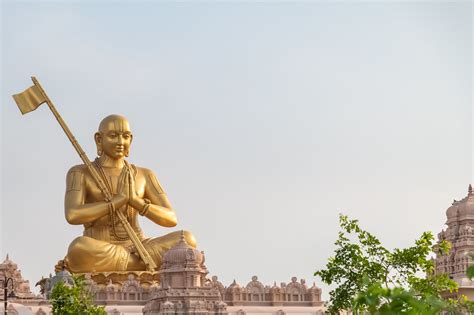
95, 114, 133, 159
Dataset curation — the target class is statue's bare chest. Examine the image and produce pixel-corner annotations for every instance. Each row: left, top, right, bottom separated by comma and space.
84, 168, 146, 202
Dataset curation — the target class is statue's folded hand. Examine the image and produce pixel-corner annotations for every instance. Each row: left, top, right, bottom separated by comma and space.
110, 194, 128, 211
111, 172, 129, 209
128, 171, 139, 199
126, 171, 144, 210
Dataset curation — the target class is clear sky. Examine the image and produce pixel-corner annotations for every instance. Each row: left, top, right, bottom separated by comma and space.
0, 1, 472, 299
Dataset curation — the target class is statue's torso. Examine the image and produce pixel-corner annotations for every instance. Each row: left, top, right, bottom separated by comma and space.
77, 164, 148, 244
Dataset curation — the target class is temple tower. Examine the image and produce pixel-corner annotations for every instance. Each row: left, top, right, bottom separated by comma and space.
0, 254, 36, 299
143, 232, 227, 315
435, 185, 474, 298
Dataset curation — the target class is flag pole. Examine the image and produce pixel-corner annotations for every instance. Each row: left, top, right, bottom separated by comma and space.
30, 76, 157, 271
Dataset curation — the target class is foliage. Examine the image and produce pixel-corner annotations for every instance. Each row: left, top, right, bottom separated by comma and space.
315, 214, 474, 314
467, 255, 474, 280
50, 275, 106, 315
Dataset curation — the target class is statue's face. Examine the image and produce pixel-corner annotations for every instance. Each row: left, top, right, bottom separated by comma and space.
96, 118, 133, 159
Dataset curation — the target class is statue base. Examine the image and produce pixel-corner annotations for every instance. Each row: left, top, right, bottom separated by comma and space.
54, 259, 159, 287
76, 271, 159, 287
52, 260, 160, 303
77, 271, 160, 303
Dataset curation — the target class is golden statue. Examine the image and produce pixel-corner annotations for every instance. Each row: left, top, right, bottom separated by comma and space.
12, 77, 196, 274
64, 114, 196, 273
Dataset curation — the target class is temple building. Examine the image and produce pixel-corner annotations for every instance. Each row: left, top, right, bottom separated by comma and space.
0, 254, 50, 314
1, 236, 324, 314
142, 233, 323, 314
435, 185, 474, 299
0, 254, 36, 299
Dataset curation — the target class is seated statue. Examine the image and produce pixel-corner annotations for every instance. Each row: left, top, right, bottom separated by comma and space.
63, 114, 196, 273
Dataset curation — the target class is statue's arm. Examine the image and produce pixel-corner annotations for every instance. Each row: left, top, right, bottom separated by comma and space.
130, 168, 177, 227
64, 166, 127, 225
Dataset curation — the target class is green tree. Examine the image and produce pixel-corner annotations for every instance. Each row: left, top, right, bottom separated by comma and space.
315, 214, 474, 314
50, 275, 106, 315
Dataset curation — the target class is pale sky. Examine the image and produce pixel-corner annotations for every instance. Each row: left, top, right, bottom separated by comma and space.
0, 1, 472, 300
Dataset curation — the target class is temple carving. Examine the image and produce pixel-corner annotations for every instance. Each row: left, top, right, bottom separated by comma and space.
222, 276, 321, 306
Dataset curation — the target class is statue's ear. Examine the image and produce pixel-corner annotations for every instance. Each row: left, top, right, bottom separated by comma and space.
94, 132, 103, 156
94, 132, 102, 145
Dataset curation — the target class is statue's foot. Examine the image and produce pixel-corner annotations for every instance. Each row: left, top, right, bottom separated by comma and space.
54, 258, 70, 273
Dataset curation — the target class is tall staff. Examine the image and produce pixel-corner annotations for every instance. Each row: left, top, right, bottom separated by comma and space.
12, 76, 157, 271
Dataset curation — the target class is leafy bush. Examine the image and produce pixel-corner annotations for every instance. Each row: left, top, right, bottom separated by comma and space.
315, 214, 474, 314
50, 275, 106, 315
